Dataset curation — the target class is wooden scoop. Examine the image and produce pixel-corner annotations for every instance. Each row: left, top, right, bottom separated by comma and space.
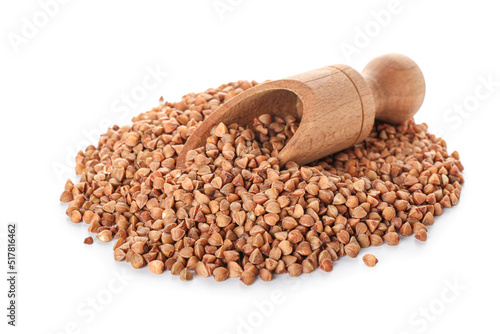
177, 53, 425, 168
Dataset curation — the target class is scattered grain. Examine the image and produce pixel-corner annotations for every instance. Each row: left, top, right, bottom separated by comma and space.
362, 254, 378, 267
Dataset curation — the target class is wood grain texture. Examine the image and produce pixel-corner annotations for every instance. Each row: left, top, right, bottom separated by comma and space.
176, 53, 425, 168
277, 66, 368, 165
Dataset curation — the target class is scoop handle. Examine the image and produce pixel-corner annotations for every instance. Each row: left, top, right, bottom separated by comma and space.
361, 53, 425, 124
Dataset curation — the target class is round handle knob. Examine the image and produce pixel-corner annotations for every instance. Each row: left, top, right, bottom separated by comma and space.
362, 53, 425, 124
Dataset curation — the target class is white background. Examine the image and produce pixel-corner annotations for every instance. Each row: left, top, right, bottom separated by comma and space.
1, 1, 499, 333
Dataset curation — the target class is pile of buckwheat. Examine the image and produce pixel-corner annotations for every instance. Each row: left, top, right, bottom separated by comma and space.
60, 80, 464, 285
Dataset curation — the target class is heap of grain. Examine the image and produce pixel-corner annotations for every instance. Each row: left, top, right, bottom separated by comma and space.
60, 80, 464, 285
